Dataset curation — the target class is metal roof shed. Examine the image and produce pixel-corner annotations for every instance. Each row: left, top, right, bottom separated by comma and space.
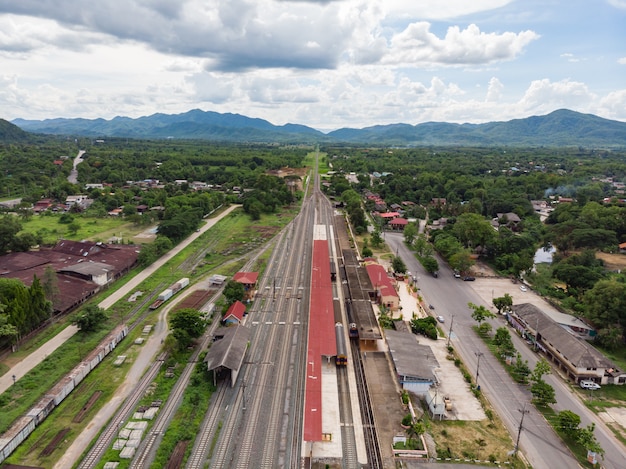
204, 326, 251, 387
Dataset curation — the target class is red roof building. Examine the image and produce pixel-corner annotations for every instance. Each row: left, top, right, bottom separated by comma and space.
223, 300, 246, 325
389, 217, 408, 230
233, 271, 259, 287
365, 263, 399, 310
379, 211, 400, 219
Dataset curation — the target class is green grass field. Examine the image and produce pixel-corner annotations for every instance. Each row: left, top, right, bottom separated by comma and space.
18, 213, 153, 245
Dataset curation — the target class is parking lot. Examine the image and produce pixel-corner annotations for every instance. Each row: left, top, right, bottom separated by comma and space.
395, 281, 486, 420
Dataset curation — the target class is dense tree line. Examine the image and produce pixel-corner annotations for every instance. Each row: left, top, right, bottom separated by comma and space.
241, 174, 296, 220
0, 277, 52, 347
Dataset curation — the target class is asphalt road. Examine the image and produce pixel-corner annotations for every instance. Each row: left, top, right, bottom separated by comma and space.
384, 232, 592, 469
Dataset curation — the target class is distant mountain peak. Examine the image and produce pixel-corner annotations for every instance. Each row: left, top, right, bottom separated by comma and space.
9, 109, 626, 147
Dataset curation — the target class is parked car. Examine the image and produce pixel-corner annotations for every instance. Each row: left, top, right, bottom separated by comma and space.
436, 315, 445, 323
520, 285, 527, 292
463, 276, 475, 281
453, 271, 461, 278
429, 304, 435, 310
579, 380, 601, 390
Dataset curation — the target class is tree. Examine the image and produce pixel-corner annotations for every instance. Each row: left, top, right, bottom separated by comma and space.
170, 308, 205, 338
0, 215, 23, 255
531, 358, 551, 384
392, 256, 407, 274
413, 234, 433, 257
583, 279, 626, 347
403, 222, 418, 245
0, 312, 19, 348
410, 316, 438, 340
419, 255, 439, 275
478, 322, 492, 336
557, 410, 581, 438
361, 243, 373, 258
576, 423, 604, 456
223, 280, 246, 304
449, 249, 475, 274
468, 302, 496, 325
512, 353, 531, 384
407, 419, 428, 447
492, 293, 513, 315
42, 265, 60, 304
453, 213, 496, 250
73, 304, 107, 332
530, 379, 556, 406
370, 229, 383, 248
493, 327, 516, 357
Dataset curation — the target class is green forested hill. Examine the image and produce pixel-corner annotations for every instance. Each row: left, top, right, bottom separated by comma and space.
0, 118, 31, 142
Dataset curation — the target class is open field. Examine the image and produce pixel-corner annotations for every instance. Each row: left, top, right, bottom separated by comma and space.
18, 213, 152, 245
596, 252, 626, 272
430, 418, 518, 465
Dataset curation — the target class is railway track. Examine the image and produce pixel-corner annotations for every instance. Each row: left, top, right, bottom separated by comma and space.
185, 381, 228, 469
350, 341, 383, 469
77, 353, 166, 469
337, 366, 359, 468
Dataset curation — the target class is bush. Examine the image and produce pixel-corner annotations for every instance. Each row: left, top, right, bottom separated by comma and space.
402, 414, 413, 426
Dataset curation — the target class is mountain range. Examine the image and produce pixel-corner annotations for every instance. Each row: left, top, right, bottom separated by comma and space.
5, 109, 626, 147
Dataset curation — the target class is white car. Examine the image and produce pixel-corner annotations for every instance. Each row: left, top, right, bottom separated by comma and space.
520, 285, 527, 292
579, 380, 601, 390
436, 315, 445, 323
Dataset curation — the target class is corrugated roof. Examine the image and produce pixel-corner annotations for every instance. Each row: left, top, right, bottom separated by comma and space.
204, 326, 251, 371
385, 329, 439, 381
512, 303, 613, 369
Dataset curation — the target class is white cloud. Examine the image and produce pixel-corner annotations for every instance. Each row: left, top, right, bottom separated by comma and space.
560, 53, 581, 63
486, 77, 504, 102
383, 23, 539, 67
519, 78, 595, 114
607, 0, 626, 10
384, 0, 514, 20
0, 0, 624, 127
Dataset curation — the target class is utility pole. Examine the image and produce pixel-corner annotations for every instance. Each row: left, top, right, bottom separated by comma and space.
447, 315, 455, 348
242, 380, 247, 411
474, 352, 484, 388
515, 403, 530, 455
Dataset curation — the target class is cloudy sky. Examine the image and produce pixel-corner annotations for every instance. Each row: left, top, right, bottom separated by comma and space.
1, 0, 625, 130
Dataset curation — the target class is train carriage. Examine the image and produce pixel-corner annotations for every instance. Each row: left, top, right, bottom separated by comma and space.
335, 322, 348, 366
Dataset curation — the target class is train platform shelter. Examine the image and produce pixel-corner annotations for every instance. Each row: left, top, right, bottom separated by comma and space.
204, 326, 250, 387
304, 236, 337, 444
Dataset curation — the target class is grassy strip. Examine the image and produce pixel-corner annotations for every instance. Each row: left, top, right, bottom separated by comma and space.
150, 359, 216, 469
0, 324, 115, 432
92, 350, 195, 469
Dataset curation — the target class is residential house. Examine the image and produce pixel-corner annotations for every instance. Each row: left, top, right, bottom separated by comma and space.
389, 218, 409, 231
223, 301, 247, 325
233, 272, 259, 299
